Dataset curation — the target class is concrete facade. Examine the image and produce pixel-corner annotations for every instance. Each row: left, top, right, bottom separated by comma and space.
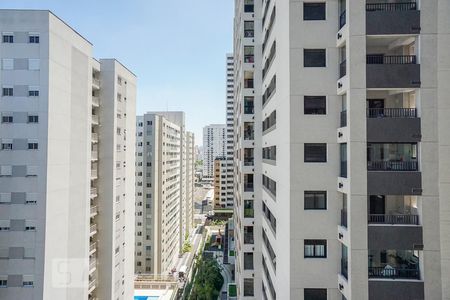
202, 124, 226, 178
0, 10, 136, 300
233, 1, 449, 300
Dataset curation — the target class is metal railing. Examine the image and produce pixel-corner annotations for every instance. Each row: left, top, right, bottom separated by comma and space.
89, 242, 96, 252
368, 266, 420, 279
244, 233, 254, 244
90, 188, 97, 196
340, 60, 347, 78
244, 30, 254, 38
367, 54, 417, 64
340, 110, 347, 127
92, 96, 99, 106
367, 108, 417, 118
91, 114, 99, 124
244, 159, 254, 166
92, 78, 100, 87
90, 224, 97, 234
368, 214, 419, 225
339, 10, 346, 29
366, 2, 417, 12
367, 160, 418, 171
91, 133, 98, 141
244, 208, 254, 218
91, 169, 97, 178
341, 210, 348, 228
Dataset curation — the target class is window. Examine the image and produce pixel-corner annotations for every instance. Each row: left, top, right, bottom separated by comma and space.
304, 240, 327, 258
243, 278, 254, 296
304, 288, 327, 300
244, 200, 254, 218
244, 252, 254, 270
2, 116, 13, 123
2, 59, 13, 70
0, 279, 7, 287
3, 34, 13, 43
29, 34, 39, 43
2, 143, 13, 150
244, 226, 254, 244
244, 21, 254, 37
244, 0, 254, 13
304, 143, 327, 162
304, 96, 326, 114
28, 115, 39, 123
304, 3, 326, 20
28, 59, 40, 70
304, 49, 326, 67
28, 89, 39, 97
304, 191, 327, 210
28, 143, 38, 150
244, 46, 254, 63
2, 87, 13, 96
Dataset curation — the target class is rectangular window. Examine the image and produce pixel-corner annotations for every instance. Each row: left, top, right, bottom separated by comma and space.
304, 96, 326, 114
2, 34, 13, 43
2, 59, 13, 70
244, 0, 254, 13
304, 288, 327, 300
304, 240, 327, 258
244, 21, 254, 38
304, 191, 327, 210
0, 279, 7, 287
28, 143, 38, 150
28, 115, 39, 123
304, 143, 327, 162
28, 89, 39, 97
304, 49, 326, 67
244, 200, 254, 218
2, 116, 13, 123
304, 3, 326, 20
243, 278, 254, 296
2, 87, 13, 96
29, 34, 39, 43
1, 143, 13, 150
244, 252, 254, 270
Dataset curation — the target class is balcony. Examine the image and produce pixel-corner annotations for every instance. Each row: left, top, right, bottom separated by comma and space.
341, 258, 348, 280
368, 267, 419, 279
369, 214, 419, 225
367, 108, 421, 143
366, 2, 420, 35
366, 55, 420, 89
92, 114, 99, 125
88, 278, 96, 293
368, 161, 418, 172
340, 110, 347, 128
341, 209, 348, 228
89, 242, 96, 254
369, 226, 422, 250
90, 188, 97, 198
90, 224, 97, 236
244, 105, 254, 115
369, 281, 424, 300
90, 206, 98, 217
89, 258, 97, 273
339, 60, 346, 78
92, 96, 100, 107
91, 151, 98, 161
92, 78, 100, 89
244, 183, 254, 192
91, 133, 98, 143
91, 169, 98, 179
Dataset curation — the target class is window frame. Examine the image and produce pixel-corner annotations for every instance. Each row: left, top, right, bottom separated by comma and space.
304, 288, 327, 300
304, 143, 327, 163
303, 2, 327, 21
304, 96, 327, 115
304, 49, 327, 68
304, 191, 327, 210
304, 240, 327, 258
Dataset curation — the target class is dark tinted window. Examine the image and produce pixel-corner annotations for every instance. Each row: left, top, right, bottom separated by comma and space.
304, 49, 326, 67
304, 143, 327, 162
304, 3, 326, 20
304, 96, 326, 114
304, 288, 327, 300
304, 191, 327, 209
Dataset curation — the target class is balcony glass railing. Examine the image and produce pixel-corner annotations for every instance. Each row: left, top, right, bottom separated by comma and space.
368, 266, 420, 279
244, 183, 254, 192
367, 108, 417, 118
244, 105, 254, 114
339, 10, 346, 29
367, 160, 418, 171
340, 110, 347, 127
367, 54, 417, 64
366, 2, 417, 12
341, 209, 348, 228
368, 214, 419, 225
339, 60, 347, 78
341, 258, 348, 280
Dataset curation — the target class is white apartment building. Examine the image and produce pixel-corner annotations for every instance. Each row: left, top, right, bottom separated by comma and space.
202, 124, 226, 178
0, 10, 136, 300
135, 112, 195, 275
233, 1, 450, 300
224, 54, 236, 208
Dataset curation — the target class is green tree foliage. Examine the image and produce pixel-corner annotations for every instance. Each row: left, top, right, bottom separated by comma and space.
189, 259, 224, 300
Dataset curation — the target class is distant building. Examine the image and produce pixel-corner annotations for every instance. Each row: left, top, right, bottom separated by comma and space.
202, 124, 226, 178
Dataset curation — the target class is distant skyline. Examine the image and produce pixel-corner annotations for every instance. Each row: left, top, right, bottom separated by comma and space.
0, 0, 234, 143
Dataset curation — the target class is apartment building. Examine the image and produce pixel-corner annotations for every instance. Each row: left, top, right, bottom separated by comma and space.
213, 157, 227, 209
225, 54, 236, 208
135, 112, 195, 275
202, 124, 226, 178
0, 10, 136, 300
233, 1, 450, 300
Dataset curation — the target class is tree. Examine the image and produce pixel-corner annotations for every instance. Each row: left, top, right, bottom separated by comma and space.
189, 259, 224, 300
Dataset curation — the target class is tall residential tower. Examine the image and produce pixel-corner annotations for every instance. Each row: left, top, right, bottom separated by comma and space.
233, 1, 450, 300
0, 10, 136, 300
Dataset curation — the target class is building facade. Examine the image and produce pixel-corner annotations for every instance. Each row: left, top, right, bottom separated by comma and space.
233, 1, 450, 300
225, 54, 236, 208
202, 124, 226, 178
135, 112, 195, 275
0, 10, 136, 300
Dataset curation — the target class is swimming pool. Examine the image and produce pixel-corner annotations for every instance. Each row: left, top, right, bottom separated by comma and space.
134, 296, 159, 300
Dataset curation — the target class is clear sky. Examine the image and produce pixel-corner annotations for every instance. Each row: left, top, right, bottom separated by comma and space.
1, 0, 234, 144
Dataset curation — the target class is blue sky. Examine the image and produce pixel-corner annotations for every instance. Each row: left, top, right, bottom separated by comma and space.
1, 0, 234, 143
